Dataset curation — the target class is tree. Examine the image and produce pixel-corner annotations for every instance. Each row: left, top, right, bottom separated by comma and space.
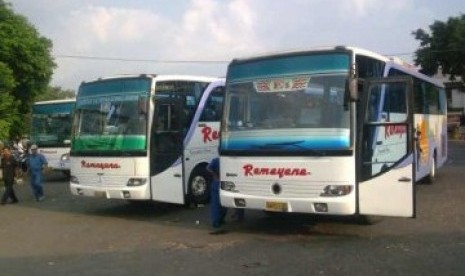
0, 0, 55, 140
412, 14, 465, 83
0, 61, 18, 139
35, 86, 75, 102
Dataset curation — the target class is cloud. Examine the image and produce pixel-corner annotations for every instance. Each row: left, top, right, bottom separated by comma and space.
57, 0, 263, 58
10, 0, 460, 90
339, 0, 412, 17
15, 0, 420, 89
171, 0, 262, 59
48, 0, 265, 88
49, 6, 175, 87
61, 6, 170, 53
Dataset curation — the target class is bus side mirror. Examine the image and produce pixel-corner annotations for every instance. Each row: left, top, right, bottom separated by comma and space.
349, 78, 358, 101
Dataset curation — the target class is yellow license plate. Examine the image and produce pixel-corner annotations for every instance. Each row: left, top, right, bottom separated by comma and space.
265, 201, 288, 212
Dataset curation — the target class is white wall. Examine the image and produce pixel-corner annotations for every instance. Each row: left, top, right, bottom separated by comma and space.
451, 89, 465, 111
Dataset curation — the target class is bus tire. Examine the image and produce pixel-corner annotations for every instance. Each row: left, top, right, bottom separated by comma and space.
62, 171, 71, 178
424, 153, 437, 184
188, 167, 211, 205
126, 199, 151, 206
357, 215, 383, 225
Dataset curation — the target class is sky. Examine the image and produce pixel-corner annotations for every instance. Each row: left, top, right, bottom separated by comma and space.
7, 0, 465, 91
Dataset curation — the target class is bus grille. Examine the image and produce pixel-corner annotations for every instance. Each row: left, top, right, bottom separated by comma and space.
76, 175, 128, 188
236, 181, 328, 198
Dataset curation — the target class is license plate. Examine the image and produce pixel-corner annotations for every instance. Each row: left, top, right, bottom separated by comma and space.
94, 191, 106, 198
265, 201, 288, 212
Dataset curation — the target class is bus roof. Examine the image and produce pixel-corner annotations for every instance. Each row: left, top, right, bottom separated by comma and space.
229, 45, 444, 88
229, 45, 386, 63
33, 98, 76, 105
81, 74, 224, 85
386, 60, 444, 88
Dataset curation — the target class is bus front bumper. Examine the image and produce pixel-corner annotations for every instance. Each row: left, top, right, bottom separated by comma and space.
70, 184, 150, 200
220, 192, 356, 215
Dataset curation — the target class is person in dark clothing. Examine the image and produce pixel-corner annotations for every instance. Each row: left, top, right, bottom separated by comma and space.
460, 111, 465, 127
207, 157, 227, 230
207, 157, 244, 233
1, 147, 19, 205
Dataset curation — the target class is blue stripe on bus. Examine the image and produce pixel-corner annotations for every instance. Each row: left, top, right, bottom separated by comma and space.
182, 83, 219, 148
222, 136, 350, 150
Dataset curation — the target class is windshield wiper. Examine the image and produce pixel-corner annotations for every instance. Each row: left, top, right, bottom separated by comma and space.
249, 140, 304, 148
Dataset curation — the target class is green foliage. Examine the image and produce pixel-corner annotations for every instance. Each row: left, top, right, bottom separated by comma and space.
35, 86, 76, 102
0, 61, 20, 139
0, 0, 56, 140
413, 14, 465, 83
0, 61, 15, 91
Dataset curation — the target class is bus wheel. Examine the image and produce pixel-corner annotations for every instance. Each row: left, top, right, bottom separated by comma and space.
425, 154, 437, 184
188, 168, 211, 205
356, 215, 383, 225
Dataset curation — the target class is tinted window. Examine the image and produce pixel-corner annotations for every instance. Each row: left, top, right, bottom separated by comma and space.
356, 55, 385, 78
388, 68, 443, 115
200, 86, 224, 122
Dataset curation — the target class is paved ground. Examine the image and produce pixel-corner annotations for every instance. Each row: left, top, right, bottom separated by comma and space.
0, 141, 464, 275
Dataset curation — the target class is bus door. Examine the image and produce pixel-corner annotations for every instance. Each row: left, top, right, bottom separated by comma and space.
150, 97, 185, 204
357, 77, 415, 217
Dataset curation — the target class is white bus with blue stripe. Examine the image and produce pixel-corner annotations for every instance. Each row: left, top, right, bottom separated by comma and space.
70, 75, 225, 204
220, 46, 446, 219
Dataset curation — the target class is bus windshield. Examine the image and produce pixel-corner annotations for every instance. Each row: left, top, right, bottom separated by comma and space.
31, 102, 75, 147
222, 53, 351, 153
73, 78, 150, 154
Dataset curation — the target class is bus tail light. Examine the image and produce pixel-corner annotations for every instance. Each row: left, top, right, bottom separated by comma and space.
221, 181, 237, 192
127, 178, 147, 187
320, 185, 353, 197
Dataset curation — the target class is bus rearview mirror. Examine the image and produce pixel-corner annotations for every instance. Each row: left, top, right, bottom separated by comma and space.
349, 78, 358, 100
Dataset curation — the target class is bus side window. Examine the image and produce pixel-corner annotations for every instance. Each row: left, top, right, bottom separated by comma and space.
200, 87, 224, 122
178, 81, 208, 128
425, 83, 439, 114
383, 83, 407, 121
367, 86, 382, 123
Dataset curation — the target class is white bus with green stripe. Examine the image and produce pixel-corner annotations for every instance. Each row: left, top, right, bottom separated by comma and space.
70, 75, 225, 204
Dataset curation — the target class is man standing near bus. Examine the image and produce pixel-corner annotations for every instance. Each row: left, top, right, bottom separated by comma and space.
207, 157, 227, 232
27, 144, 48, 201
207, 157, 244, 234
1, 147, 19, 205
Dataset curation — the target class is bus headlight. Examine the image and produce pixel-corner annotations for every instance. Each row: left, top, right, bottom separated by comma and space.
127, 178, 147, 187
320, 185, 353, 197
221, 181, 237, 192
61, 153, 70, 161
